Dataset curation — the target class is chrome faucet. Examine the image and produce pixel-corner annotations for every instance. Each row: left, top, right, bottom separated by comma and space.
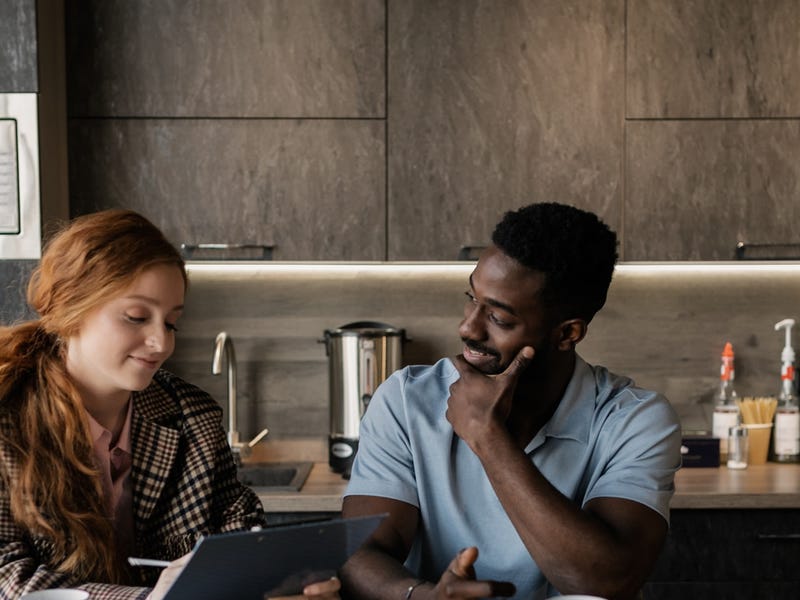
212, 332, 269, 465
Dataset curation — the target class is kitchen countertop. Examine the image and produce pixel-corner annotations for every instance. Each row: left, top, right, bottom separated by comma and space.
670, 463, 800, 509
246, 439, 800, 513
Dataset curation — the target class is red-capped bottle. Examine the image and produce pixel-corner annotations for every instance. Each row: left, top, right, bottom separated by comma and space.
712, 342, 739, 461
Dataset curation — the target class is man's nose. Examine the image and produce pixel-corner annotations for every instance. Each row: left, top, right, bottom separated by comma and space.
459, 304, 486, 341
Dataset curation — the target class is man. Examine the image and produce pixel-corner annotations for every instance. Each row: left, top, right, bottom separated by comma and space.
340, 202, 681, 600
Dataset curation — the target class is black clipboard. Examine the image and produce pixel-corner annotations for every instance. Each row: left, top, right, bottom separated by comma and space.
162, 514, 384, 600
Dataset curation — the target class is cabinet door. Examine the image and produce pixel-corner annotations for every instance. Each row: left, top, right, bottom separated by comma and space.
68, 119, 386, 261
625, 1, 800, 261
625, 121, 800, 261
643, 582, 800, 600
386, 1, 623, 261
646, 509, 800, 596
65, 1, 386, 261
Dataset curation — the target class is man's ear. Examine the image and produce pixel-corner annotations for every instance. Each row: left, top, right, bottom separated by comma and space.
554, 319, 587, 351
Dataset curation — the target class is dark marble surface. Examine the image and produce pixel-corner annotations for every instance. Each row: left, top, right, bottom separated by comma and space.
0, 260, 35, 325
386, 0, 624, 260
628, 0, 800, 118
68, 118, 386, 260
0, 0, 37, 92
625, 120, 800, 260
65, 0, 384, 118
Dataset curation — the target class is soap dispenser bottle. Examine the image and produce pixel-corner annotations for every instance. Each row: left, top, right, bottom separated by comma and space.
773, 319, 800, 462
712, 342, 739, 461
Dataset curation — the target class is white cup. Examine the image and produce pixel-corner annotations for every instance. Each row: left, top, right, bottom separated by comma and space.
20, 590, 89, 600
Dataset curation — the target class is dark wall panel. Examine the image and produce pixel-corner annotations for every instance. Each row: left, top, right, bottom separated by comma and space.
0, 0, 37, 92
0, 260, 36, 324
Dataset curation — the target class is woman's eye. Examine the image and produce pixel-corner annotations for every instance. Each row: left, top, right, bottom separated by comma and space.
125, 315, 146, 324
166, 322, 179, 333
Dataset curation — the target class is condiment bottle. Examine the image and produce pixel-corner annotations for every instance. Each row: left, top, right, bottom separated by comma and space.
727, 425, 748, 469
773, 319, 800, 462
712, 342, 739, 461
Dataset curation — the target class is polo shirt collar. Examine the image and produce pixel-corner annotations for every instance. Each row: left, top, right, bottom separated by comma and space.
523, 354, 595, 453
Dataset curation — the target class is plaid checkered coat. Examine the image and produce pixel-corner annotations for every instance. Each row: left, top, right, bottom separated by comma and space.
0, 370, 266, 599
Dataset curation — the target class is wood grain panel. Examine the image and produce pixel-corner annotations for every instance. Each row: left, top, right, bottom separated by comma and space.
164, 263, 800, 439
625, 120, 800, 260
628, 0, 800, 118
387, 0, 624, 260
67, 119, 386, 260
65, 0, 384, 117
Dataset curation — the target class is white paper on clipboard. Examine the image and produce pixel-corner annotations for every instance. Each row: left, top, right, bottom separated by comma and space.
161, 514, 385, 600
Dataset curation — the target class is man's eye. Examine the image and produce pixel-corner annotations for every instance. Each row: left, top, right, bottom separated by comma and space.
166, 322, 179, 332
464, 291, 477, 303
490, 314, 512, 328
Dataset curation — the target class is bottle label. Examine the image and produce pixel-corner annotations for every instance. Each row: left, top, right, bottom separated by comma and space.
782, 364, 795, 381
712, 410, 739, 455
720, 358, 735, 382
774, 411, 800, 456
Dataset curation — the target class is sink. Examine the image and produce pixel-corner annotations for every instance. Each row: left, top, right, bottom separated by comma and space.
237, 461, 313, 492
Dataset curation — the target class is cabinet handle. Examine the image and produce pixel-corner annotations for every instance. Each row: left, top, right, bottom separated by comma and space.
457, 245, 486, 261
180, 243, 274, 260
735, 242, 800, 260
756, 533, 800, 540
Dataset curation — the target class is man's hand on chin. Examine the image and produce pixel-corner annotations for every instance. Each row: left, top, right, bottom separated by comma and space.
447, 346, 534, 448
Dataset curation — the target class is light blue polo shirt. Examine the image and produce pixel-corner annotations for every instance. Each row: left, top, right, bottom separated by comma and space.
345, 355, 682, 599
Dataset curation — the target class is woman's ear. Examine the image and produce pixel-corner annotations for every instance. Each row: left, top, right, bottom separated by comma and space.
555, 319, 587, 351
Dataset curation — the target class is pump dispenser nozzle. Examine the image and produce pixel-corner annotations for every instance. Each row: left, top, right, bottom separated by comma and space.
775, 318, 796, 366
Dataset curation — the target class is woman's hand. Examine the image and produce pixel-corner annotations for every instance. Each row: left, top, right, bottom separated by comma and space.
303, 576, 341, 599
147, 552, 193, 600
268, 575, 342, 600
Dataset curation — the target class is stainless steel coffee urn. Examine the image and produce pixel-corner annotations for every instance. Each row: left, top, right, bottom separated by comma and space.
322, 321, 406, 477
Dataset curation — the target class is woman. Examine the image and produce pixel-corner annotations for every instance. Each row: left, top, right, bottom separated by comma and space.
0, 210, 339, 599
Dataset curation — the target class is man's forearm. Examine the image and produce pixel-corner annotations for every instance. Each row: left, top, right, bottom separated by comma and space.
474, 433, 659, 599
341, 547, 431, 600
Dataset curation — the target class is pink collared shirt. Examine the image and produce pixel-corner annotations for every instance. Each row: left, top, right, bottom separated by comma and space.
86, 401, 136, 558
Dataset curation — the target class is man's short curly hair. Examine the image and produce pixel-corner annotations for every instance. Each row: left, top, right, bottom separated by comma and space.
491, 202, 618, 323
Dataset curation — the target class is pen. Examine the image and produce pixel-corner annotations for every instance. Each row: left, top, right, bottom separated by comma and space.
128, 557, 171, 568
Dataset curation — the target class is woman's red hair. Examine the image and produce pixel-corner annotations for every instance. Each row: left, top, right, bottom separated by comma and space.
0, 209, 186, 582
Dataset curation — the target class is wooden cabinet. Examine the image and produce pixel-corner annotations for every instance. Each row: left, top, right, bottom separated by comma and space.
625, 1, 800, 261
643, 509, 800, 599
67, 119, 386, 261
65, 1, 386, 261
61, 1, 800, 261
387, 1, 800, 261
385, 1, 623, 261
